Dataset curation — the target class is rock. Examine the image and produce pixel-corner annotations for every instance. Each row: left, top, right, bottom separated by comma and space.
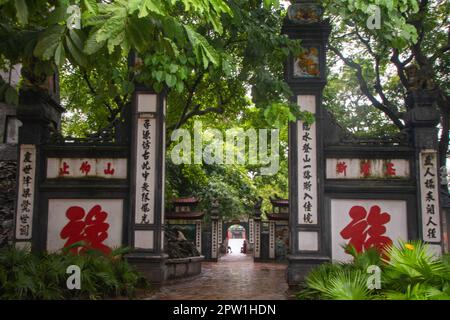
166, 228, 201, 259
0, 160, 17, 247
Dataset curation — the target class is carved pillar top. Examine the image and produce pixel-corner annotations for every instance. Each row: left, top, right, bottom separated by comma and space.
287, 0, 324, 24
252, 196, 263, 219
17, 90, 64, 145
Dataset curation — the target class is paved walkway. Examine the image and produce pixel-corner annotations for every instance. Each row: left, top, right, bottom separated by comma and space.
148, 253, 289, 300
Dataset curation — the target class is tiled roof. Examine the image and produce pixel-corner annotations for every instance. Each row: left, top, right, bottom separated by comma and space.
166, 211, 205, 220
172, 197, 199, 204
267, 213, 289, 221
270, 198, 289, 206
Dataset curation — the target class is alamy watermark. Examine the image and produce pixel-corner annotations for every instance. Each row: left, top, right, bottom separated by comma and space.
66, 265, 81, 290
366, 5, 381, 30
367, 265, 382, 290
67, 5, 81, 30
170, 121, 280, 176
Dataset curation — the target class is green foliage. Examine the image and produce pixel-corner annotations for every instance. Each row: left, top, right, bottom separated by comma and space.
382, 241, 450, 293
322, 0, 449, 158
0, 0, 282, 96
165, 98, 290, 221
320, 269, 374, 300
324, 0, 419, 50
0, 245, 149, 300
297, 241, 450, 300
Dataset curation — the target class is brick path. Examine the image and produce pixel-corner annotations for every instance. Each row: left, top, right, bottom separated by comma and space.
148, 254, 289, 300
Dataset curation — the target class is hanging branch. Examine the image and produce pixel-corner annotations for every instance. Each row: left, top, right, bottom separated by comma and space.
329, 45, 405, 130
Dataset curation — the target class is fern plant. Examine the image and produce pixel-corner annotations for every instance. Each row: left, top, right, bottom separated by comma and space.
0, 245, 149, 300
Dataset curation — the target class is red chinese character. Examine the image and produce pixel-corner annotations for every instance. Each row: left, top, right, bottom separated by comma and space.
386, 162, 396, 177
60, 205, 111, 255
360, 161, 371, 177
80, 161, 91, 175
336, 161, 347, 176
340, 205, 392, 256
59, 162, 70, 176
104, 162, 115, 175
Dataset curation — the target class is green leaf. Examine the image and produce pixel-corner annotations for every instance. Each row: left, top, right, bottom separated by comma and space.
65, 35, 88, 67
54, 42, 66, 67
175, 81, 184, 93
155, 70, 164, 82
83, 0, 98, 13
138, 0, 166, 17
184, 25, 219, 69
33, 25, 66, 61
15, 0, 28, 25
169, 64, 178, 73
126, 19, 150, 52
47, 4, 69, 24
84, 30, 106, 55
69, 29, 86, 52
165, 73, 176, 87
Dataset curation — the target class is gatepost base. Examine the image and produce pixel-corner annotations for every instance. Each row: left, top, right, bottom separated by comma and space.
126, 253, 168, 285
287, 255, 330, 288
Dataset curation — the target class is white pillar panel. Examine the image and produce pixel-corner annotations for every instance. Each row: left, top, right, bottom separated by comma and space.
196, 221, 202, 253
419, 150, 442, 243
297, 95, 318, 225
137, 94, 157, 113
249, 218, 254, 244
135, 117, 157, 224
134, 230, 155, 250
218, 219, 223, 244
298, 231, 319, 251
269, 221, 276, 259
254, 220, 261, 258
15, 241, 31, 251
427, 244, 443, 257
15, 144, 36, 240
211, 220, 218, 259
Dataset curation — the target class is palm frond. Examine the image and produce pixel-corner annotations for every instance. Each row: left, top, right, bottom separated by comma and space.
323, 269, 373, 300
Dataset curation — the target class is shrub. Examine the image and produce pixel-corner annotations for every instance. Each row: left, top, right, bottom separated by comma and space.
297, 241, 450, 300
0, 245, 149, 300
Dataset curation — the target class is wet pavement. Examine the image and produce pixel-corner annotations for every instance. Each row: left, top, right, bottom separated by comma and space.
148, 253, 289, 300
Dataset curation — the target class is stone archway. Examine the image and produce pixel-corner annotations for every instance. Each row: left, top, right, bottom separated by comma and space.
221, 220, 250, 256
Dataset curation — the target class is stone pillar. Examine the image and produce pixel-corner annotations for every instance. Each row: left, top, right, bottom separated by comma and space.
248, 218, 254, 252
211, 216, 219, 261
253, 217, 261, 259
253, 198, 263, 260
125, 56, 168, 283
195, 219, 202, 253
218, 218, 223, 245
406, 88, 446, 254
269, 220, 276, 259
282, 0, 331, 285
14, 89, 63, 251
210, 198, 220, 261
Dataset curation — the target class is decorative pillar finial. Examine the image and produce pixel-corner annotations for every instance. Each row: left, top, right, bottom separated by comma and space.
287, 0, 324, 24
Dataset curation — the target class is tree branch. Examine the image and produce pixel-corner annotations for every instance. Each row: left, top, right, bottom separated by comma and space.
82, 71, 114, 114
329, 45, 405, 130
391, 49, 410, 90
183, 105, 225, 121
82, 71, 129, 123
172, 71, 205, 131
